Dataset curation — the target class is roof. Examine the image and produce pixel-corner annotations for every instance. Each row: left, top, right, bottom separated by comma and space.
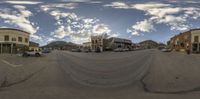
0, 28, 30, 35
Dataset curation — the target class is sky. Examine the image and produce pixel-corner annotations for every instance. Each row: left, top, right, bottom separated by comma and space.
0, 0, 200, 45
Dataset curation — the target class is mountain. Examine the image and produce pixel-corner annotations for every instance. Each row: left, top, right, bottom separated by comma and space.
42, 41, 79, 50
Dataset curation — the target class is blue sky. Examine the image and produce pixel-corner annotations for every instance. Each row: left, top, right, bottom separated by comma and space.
0, 0, 200, 45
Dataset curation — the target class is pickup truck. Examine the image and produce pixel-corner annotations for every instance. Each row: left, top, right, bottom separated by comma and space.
23, 51, 42, 57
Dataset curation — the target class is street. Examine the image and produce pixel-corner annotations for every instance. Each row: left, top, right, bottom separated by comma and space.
0, 50, 200, 99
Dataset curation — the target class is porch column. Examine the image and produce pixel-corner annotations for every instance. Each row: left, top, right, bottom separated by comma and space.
11, 43, 13, 54
0, 43, 2, 54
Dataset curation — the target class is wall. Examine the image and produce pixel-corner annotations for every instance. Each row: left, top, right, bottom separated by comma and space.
0, 29, 29, 46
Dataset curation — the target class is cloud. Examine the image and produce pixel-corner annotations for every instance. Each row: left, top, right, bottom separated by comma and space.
3, 1, 42, 5
131, 19, 154, 32
92, 24, 111, 34
104, 2, 130, 9
0, 5, 39, 34
41, 3, 78, 11
61, 0, 102, 3
40, 5, 116, 44
105, 2, 200, 35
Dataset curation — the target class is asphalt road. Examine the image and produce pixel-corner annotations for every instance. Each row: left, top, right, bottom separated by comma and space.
1, 50, 200, 99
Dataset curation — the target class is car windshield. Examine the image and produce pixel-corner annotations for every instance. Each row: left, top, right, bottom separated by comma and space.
0, 0, 200, 99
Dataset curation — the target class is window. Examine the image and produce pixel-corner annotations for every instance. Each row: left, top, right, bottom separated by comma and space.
25, 38, 28, 43
18, 37, 22, 42
12, 38, 16, 41
194, 36, 199, 42
4, 35, 9, 41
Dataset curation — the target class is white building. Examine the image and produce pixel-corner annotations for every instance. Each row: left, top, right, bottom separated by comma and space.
0, 28, 30, 54
191, 29, 200, 53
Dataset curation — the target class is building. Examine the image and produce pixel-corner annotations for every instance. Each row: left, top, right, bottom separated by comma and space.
191, 29, 200, 53
29, 41, 39, 51
0, 28, 30, 54
91, 35, 105, 52
169, 28, 200, 53
139, 40, 159, 49
90, 34, 133, 52
107, 37, 132, 50
82, 42, 91, 49
170, 31, 191, 52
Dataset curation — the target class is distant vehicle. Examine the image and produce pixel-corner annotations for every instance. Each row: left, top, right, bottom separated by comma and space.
123, 48, 129, 52
23, 51, 42, 57
95, 47, 101, 53
114, 48, 124, 52
82, 49, 91, 53
42, 49, 51, 53
71, 49, 81, 52
161, 48, 172, 52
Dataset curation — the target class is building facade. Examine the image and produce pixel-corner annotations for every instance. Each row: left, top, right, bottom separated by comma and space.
170, 31, 191, 52
0, 28, 30, 54
83, 42, 91, 49
107, 37, 132, 50
191, 29, 200, 53
169, 29, 200, 53
139, 40, 159, 49
29, 41, 39, 51
91, 35, 104, 52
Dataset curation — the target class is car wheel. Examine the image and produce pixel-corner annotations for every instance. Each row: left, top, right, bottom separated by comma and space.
35, 53, 41, 57
23, 53, 28, 57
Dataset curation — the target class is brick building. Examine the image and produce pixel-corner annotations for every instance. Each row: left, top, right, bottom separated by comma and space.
169, 28, 200, 53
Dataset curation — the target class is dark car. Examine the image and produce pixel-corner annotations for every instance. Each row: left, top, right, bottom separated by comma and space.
71, 49, 81, 52
42, 49, 51, 53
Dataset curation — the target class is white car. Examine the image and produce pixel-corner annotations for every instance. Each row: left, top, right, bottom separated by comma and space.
23, 51, 42, 57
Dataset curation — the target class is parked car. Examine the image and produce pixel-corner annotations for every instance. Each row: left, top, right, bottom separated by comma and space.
161, 48, 172, 52
42, 49, 51, 53
23, 51, 42, 57
71, 49, 81, 52
82, 49, 91, 53
123, 48, 129, 52
95, 47, 101, 53
114, 48, 124, 52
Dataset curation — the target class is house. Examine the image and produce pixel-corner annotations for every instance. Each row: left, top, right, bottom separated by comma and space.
107, 37, 132, 50
139, 40, 159, 49
29, 41, 39, 51
169, 31, 191, 52
83, 42, 91, 49
191, 29, 200, 53
91, 35, 105, 52
0, 28, 30, 54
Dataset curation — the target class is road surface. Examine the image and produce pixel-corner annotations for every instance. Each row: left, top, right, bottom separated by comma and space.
0, 50, 200, 99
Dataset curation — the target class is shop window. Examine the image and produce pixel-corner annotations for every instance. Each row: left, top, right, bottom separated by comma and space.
194, 36, 199, 42
18, 37, 22, 42
25, 38, 28, 43
4, 35, 9, 41
180, 43, 185, 47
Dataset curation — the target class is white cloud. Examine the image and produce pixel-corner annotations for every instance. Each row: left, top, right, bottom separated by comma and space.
104, 2, 130, 9
3, 1, 42, 5
0, 5, 39, 34
92, 24, 111, 34
41, 3, 77, 11
40, 5, 116, 44
131, 19, 154, 32
105, 2, 200, 35
61, 0, 102, 3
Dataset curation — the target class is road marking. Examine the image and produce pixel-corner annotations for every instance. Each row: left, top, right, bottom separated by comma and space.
1, 60, 23, 67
